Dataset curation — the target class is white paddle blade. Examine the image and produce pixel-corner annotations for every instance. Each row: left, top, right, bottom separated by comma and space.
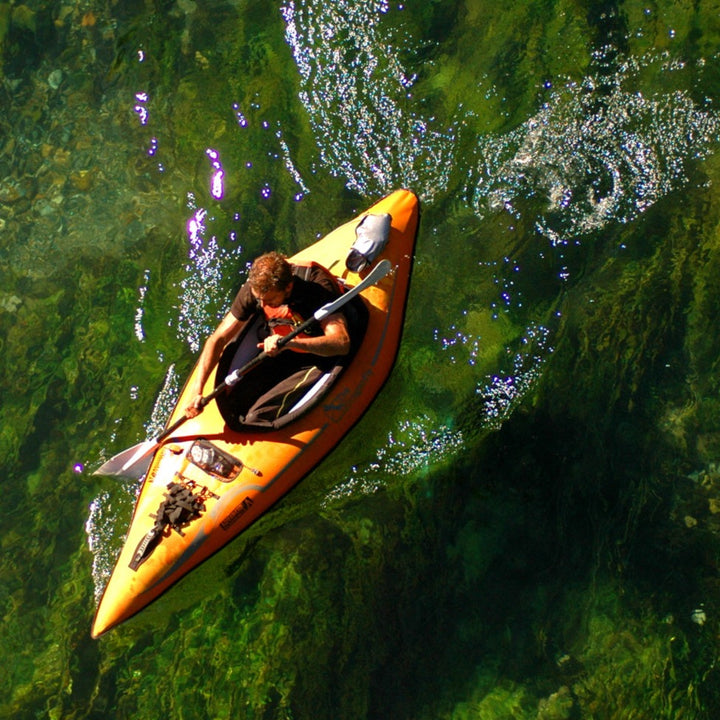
314, 259, 392, 320
93, 440, 156, 478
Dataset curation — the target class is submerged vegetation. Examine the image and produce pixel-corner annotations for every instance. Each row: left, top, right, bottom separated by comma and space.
2, 0, 720, 718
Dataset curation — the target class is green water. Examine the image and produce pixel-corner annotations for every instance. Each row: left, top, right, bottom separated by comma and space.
3, 0, 720, 717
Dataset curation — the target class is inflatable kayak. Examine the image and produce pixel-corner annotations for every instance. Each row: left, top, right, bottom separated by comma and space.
91, 189, 419, 637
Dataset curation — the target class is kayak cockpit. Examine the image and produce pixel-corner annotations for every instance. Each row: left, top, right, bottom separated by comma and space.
214, 291, 368, 432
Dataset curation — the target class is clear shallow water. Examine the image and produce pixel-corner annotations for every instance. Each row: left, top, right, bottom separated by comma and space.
3, 1, 720, 718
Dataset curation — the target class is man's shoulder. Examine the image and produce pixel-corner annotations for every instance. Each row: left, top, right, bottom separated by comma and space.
291, 263, 339, 295
229, 282, 254, 319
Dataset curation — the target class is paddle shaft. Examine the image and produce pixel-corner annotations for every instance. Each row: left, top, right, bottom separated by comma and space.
95, 260, 392, 477
156, 309, 332, 442
93, 259, 393, 479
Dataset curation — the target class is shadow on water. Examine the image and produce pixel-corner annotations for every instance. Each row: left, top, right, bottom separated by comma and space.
346, 188, 720, 719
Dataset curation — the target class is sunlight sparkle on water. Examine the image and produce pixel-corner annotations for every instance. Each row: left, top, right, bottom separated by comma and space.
277, 128, 310, 196
281, 0, 454, 200
434, 324, 480, 366
371, 416, 464, 478
322, 414, 464, 508
133, 269, 151, 342
145, 364, 181, 439
234, 105, 248, 127
133, 91, 149, 125
206, 148, 225, 200
471, 47, 720, 246
478, 323, 554, 429
177, 195, 245, 352
187, 206, 207, 245
85, 489, 136, 600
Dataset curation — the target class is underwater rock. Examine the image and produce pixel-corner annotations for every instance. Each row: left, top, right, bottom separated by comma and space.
0, 175, 37, 203
0, 293, 22, 312
69, 170, 93, 192
11, 5, 36, 33
537, 685, 574, 720
47, 68, 62, 89
555, 652, 585, 679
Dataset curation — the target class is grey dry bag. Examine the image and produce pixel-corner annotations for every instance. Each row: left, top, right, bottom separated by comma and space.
346, 213, 391, 272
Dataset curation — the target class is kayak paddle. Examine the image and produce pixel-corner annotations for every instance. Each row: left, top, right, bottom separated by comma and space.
94, 259, 392, 478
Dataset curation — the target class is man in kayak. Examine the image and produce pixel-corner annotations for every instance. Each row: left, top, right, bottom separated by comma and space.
184, 251, 351, 429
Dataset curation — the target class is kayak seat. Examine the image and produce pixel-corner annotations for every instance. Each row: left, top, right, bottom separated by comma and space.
215, 293, 368, 432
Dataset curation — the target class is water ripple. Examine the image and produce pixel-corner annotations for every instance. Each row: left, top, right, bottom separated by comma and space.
85, 486, 137, 600
322, 413, 465, 506
281, 0, 455, 200
477, 322, 555, 430
470, 49, 720, 244
177, 193, 244, 353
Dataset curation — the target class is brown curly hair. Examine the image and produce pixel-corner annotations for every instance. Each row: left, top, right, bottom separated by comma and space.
247, 252, 293, 294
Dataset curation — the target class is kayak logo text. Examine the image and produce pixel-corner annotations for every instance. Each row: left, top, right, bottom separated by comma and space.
221, 496, 254, 531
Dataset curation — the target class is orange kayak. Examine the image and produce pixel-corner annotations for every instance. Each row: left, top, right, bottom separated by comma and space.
91, 189, 420, 637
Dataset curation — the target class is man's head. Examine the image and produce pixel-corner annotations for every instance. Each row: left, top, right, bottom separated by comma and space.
248, 252, 293, 308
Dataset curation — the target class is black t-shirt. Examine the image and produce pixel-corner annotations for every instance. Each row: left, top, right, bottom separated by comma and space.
229, 264, 340, 335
